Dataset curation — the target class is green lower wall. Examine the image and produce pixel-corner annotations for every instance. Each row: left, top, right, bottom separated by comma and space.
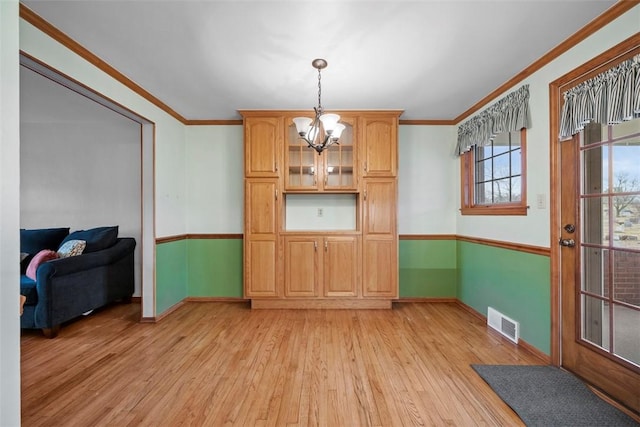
187, 238, 243, 297
154, 237, 551, 355
457, 241, 551, 355
155, 239, 188, 315
399, 239, 457, 298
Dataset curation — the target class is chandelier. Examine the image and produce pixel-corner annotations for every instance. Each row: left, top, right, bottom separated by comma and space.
292, 59, 345, 155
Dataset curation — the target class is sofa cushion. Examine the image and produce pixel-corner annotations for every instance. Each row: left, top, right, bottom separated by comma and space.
20, 227, 70, 253
26, 249, 59, 280
20, 275, 38, 305
57, 239, 87, 258
61, 226, 119, 253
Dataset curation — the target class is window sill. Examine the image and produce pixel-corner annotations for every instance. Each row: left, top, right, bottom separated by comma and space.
460, 205, 528, 216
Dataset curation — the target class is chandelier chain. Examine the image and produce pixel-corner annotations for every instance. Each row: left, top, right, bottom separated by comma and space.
317, 67, 322, 113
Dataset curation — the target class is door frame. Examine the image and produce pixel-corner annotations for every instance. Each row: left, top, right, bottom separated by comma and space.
549, 34, 640, 366
19, 52, 157, 319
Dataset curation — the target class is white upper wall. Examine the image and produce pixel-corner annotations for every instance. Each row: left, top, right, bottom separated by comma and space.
185, 125, 243, 233
19, 18, 187, 238
455, 5, 640, 248
399, 125, 457, 235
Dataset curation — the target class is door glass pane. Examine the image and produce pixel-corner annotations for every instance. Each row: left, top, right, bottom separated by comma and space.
582, 247, 606, 298
612, 250, 640, 307
582, 196, 608, 245
612, 195, 640, 249
612, 303, 640, 366
582, 294, 609, 351
582, 145, 607, 194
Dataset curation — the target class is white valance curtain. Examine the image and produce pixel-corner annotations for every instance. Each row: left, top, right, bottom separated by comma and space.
559, 54, 640, 140
456, 85, 530, 155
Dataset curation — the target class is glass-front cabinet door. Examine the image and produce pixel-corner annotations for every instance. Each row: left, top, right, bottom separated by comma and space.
286, 114, 319, 190
285, 115, 356, 191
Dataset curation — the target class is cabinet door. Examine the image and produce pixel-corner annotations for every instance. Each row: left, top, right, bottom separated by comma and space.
323, 116, 357, 191
245, 117, 282, 177
245, 237, 278, 297
362, 178, 397, 298
284, 236, 319, 297
244, 179, 280, 298
360, 115, 397, 177
323, 236, 359, 297
363, 179, 397, 236
285, 117, 319, 190
362, 237, 397, 297
245, 179, 279, 235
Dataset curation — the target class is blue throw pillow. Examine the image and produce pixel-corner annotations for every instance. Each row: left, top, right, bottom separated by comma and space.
20, 227, 70, 255
60, 226, 119, 253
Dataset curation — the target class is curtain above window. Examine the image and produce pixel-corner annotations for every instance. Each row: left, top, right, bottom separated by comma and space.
456, 85, 530, 156
559, 54, 639, 140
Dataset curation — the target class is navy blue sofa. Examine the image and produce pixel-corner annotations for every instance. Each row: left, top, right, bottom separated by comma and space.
20, 227, 136, 338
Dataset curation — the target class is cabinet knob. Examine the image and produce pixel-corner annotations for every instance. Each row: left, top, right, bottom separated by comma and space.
324, 241, 328, 251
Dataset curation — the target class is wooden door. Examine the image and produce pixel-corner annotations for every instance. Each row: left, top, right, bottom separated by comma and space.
284, 236, 319, 297
324, 236, 359, 297
244, 116, 281, 177
360, 115, 397, 177
560, 121, 640, 413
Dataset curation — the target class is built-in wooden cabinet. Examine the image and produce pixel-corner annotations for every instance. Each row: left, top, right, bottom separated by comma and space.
241, 110, 401, 308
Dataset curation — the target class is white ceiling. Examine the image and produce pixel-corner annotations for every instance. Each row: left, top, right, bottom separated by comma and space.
22, 0, 618, 121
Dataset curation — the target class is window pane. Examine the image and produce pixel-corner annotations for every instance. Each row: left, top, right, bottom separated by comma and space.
511, 149, 521, 176
612, 195, 640, 249
476, 158, 492, 182
493, 153, 510, 180
493, 178, 510, 203
476, 182, 490, 204
510, 176, 521, 202
476, 145, 490, 162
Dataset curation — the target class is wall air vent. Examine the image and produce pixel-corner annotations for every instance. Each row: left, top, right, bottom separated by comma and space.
487, 307, 519, 344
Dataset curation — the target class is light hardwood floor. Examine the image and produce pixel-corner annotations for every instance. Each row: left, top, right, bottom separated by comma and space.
21, 301, 548, 426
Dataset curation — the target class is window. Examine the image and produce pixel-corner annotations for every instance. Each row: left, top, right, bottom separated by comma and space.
461, 128, 527, 215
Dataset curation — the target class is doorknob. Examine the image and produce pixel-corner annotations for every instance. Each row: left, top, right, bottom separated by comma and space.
559, 238, 576, 247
